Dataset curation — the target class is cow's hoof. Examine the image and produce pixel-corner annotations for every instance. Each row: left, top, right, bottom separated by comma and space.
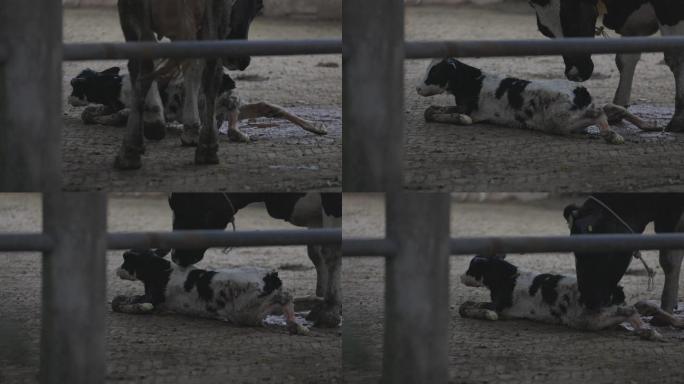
666, 115, 684, 132
195, 145, 220, 165
306, 304, 341, 328
181, 124, 200, 146
227, 128, 250, 143
143, 121, 166, 141
114, 148, 142, 170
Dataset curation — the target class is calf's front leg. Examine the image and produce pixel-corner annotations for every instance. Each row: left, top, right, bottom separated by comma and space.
424, 105, 473, 125
458, 301, 498, 321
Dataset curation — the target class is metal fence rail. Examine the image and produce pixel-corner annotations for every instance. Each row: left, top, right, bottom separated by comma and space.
343, 233, 684, 257
0, 229, 341, 252
63, 39, 342, 61
405, 36, 684, 59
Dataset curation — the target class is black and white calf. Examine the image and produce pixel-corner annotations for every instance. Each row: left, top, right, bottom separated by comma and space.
459, 256, 681, 339
564, 193, 684, 314
530, 0, 684, 131
144, 193, 342, 328
416, 58, 659, 144
114, 249, 308, 334
69, 66, 326, 143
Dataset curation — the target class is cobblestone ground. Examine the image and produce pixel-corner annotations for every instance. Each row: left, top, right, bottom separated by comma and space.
405, 4, 684, 192
342, 194, 684, 384
0, 194, 341, 384
62, 9, 341, 191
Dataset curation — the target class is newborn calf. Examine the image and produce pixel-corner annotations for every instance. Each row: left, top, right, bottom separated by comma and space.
114, 249, 308, 334
417, 58, 660, 144
459, 256, 672, 340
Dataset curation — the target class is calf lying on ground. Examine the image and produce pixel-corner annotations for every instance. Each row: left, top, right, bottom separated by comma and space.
112, 249, 309, 335
69, 66, 327, 143
416, 58, 660, 144
459, 256, 684, 340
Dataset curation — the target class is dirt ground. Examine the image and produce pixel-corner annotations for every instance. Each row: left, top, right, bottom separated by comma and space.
62, 9, 341, 191
0, 194, 340, 384
342, 193, 684, 384
405, 4, 684, 192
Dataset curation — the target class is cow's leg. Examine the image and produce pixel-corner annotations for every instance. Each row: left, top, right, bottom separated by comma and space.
603, 103, 660, 131
458, 301, 498, 321
195, 58, 221, 165
114, 0, 154, 169
424, 105, 473, 125
658, 20, 684, 132
305, 244, 341, 328
237, 102, 328, 136
659, 250, 683, 313
612, 53, 641, 110
180, 60, 204, 147
142, 80, 166, 140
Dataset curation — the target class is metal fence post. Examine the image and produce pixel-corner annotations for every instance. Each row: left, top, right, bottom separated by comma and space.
384, 192, 450, 384
0, 0, 62, 191
41, 193, 107, 384
342, 0, 405, 191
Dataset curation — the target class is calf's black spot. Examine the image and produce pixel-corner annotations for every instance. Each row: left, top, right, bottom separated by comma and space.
529, 274, 564, 305
495, 78, 531, 110
571, 87, 592, 110
183, 270, 218, 301
260, 272, 283, 298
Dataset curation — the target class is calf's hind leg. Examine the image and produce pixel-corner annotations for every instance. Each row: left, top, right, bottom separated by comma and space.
236, 102, 329, 139
424, 106, 473, 125
603, 104, 660, 131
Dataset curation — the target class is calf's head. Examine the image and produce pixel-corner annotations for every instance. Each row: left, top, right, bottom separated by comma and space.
117, 249, 172, 286
416, 58, 483, 98
461, 255, 517, 289
529, 0, 599, 82
69, 67, 124, 108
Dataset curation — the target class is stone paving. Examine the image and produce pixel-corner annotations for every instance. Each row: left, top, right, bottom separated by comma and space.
0, 195, 341, 384
342, 194, 684, 384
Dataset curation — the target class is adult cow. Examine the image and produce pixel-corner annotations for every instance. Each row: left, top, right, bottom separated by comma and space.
166, 193, 342, 327
563, 193, 684, 314
115, 0, 262, 169
530, 0, 684, 131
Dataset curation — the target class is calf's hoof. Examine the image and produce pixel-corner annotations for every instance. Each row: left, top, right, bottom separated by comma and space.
603, 131, 625, 145
635, 328, 665, 342
143, 121, 166, 141
227, 128, 251, 143
195, 145, 220, 165
306, 122, 328, 135
287, 322, 311, 336
111, 295, 155, 314
666, 115, 684, 133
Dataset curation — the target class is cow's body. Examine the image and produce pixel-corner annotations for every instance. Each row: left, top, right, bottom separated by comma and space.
416, 58, 658, 144
69, 66, 326, 142
115, 0, 262, 169
142, 193, 342, 328
530, 0, 684, 131
114, 250, 308, 334
564, 194, 684, 313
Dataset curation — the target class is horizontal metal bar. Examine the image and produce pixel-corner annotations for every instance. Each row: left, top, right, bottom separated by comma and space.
0, 234, 54, 252
452, 234, 684, 255
63, 39, 342, 61
405, 36, 684, 59
342, 238, 397, 257
343, 234, 684, 257
107, 229, 341, 250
